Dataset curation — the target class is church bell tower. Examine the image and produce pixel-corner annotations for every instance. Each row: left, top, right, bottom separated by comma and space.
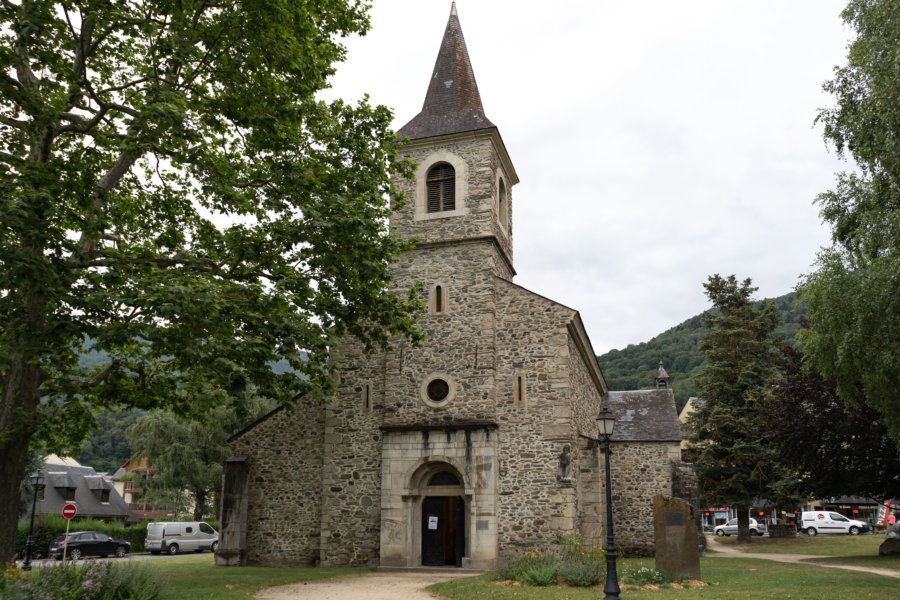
392, 2, 518, 282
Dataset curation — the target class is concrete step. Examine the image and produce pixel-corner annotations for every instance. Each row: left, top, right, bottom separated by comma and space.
377, 566, 485, 575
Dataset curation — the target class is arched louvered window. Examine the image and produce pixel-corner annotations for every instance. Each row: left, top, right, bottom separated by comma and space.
499, 179, 508, 230
426, 163, 455, 213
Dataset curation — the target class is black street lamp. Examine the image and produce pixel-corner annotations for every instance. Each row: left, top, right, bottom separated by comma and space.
597, 407, 621, 600
23, 471, 44, 571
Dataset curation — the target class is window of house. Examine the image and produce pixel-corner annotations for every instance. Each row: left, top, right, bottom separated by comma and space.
426, 163, 455, 212
65, 487, 76, 501
100, 489, 110, 503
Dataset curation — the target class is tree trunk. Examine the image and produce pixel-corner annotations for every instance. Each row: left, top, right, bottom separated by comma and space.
193, 489, 207, 521
736, 506, 751, 544
0, 357, 44, 565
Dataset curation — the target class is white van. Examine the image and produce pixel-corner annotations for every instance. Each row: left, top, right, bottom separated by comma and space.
800, 511, 868, 536
145, 522, 219, 555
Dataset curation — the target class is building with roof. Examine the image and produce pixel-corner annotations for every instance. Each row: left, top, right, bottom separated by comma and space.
28, 456, 137, 524
217, 3, 687, 568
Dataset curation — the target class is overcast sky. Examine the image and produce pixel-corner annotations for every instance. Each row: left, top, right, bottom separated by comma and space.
322, 0, 854, 355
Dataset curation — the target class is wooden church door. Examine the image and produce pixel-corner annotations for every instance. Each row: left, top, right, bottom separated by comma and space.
421, 496, 465, 566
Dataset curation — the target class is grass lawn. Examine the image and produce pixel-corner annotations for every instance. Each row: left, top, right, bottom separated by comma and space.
428, 557, 900, 600
143, 554, 373, 600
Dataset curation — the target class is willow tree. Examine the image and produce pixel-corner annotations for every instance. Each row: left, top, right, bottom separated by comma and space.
0, 0, 421, 563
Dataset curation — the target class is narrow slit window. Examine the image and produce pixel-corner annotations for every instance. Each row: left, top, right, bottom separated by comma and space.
363, 384, 371, 411
426, 164, 455, 212
434, 285, 443, 314
516, 375, 525, 406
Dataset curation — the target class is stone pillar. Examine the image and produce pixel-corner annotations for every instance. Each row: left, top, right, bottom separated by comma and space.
216, 456, 250, 566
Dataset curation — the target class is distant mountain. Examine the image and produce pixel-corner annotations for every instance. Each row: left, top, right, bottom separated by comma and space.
596, 292, 805, 413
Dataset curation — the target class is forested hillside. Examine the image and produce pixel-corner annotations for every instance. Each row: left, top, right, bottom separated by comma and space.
596, 292, 804, 412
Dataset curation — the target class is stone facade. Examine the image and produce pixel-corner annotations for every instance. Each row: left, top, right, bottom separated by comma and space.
217, 6, 686, 569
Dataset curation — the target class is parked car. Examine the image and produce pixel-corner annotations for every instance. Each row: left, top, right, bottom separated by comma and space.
48, 531, 131, 560
714, 518, 763, 536
799, 511, 869, 536
145, 521, 218, 555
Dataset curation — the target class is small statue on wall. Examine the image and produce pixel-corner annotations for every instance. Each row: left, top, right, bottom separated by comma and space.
558, 444, 572, 482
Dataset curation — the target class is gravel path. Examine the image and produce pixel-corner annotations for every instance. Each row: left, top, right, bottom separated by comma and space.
707, 535, 900, 579
254, 570, 475, 600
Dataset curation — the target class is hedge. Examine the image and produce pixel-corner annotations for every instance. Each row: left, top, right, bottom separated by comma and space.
15, 515, 149, 558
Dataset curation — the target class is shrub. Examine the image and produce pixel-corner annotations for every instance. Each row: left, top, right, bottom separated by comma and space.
521, 562, 559, 587
558, 560, 603, 587
0, 561, 164, 600
16, 516, 150, 558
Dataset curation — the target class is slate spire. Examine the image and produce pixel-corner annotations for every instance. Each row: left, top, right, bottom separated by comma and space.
397, 3, 496, 140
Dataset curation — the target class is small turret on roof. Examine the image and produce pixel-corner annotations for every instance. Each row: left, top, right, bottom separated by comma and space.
655, 361, 670, 389
397, 2, 495, 140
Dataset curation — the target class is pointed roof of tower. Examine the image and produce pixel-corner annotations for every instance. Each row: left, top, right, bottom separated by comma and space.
397, 3, 496, 140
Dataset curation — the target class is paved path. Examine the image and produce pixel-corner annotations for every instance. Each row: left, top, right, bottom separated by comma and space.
706, 535, 900, 579
255, 570, 476, 600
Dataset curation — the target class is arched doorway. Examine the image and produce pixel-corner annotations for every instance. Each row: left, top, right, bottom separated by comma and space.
420, 469, 466, 567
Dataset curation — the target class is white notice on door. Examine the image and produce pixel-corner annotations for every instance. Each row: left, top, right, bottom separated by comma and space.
428, 516, 438, 530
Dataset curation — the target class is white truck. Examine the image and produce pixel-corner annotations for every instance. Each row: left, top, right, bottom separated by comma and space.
145, 521, 219, 554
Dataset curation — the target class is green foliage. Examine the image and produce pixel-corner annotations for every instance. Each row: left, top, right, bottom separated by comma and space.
763, 344, 900, 500
16, 515, 149, 558
126, 396, 276, 520
521, 562, 560, 587
557, 560, 603, 587
0, 0, 424, 564
0, 561, 164, 600
78, 410, 141, 474
597, 292, 803, 412
686, 275, 795, 521
799, 0, 900, 444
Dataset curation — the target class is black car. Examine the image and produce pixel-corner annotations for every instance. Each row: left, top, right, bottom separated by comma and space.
49, 531, 131, 560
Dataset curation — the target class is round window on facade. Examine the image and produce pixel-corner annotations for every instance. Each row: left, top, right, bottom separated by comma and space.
427, 379, 450, 402
420, 373, 456, 408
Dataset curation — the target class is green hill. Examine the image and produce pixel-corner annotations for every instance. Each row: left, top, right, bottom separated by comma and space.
596, 292, 804, 413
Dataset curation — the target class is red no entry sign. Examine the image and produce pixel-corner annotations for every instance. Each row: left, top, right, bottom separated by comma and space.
62, 504, 77, 519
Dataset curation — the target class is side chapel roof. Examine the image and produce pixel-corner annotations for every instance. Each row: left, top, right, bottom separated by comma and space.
396, 3, 496, 140
605, 390, 683, 442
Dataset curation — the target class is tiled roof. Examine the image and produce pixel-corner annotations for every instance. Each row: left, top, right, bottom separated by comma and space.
396, 3, 495, 140
29, 463, 137, 523
606, 389, 683, 442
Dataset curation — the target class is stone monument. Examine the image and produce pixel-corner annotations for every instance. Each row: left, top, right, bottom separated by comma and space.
879, 522, 900, 556
653, 496, 701, 580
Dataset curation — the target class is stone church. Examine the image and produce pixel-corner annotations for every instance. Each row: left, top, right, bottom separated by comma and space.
217, 4, 684, 569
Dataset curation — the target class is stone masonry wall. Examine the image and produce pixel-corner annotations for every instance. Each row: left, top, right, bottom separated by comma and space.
229, 400, 325, 566
393, 134, 514, 275
384, 241, 500, 428
493, 278, 581, 557
317, 336, 386, 566
606, 441, 681, 557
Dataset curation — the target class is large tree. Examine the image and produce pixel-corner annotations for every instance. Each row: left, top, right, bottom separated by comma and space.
798, 0, 900, 443
0, 1, 422, 563
763, 342, 900, 501
686, 275, 790, 543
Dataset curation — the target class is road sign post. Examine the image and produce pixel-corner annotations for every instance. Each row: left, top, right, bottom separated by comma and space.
61, 504, 76, 560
